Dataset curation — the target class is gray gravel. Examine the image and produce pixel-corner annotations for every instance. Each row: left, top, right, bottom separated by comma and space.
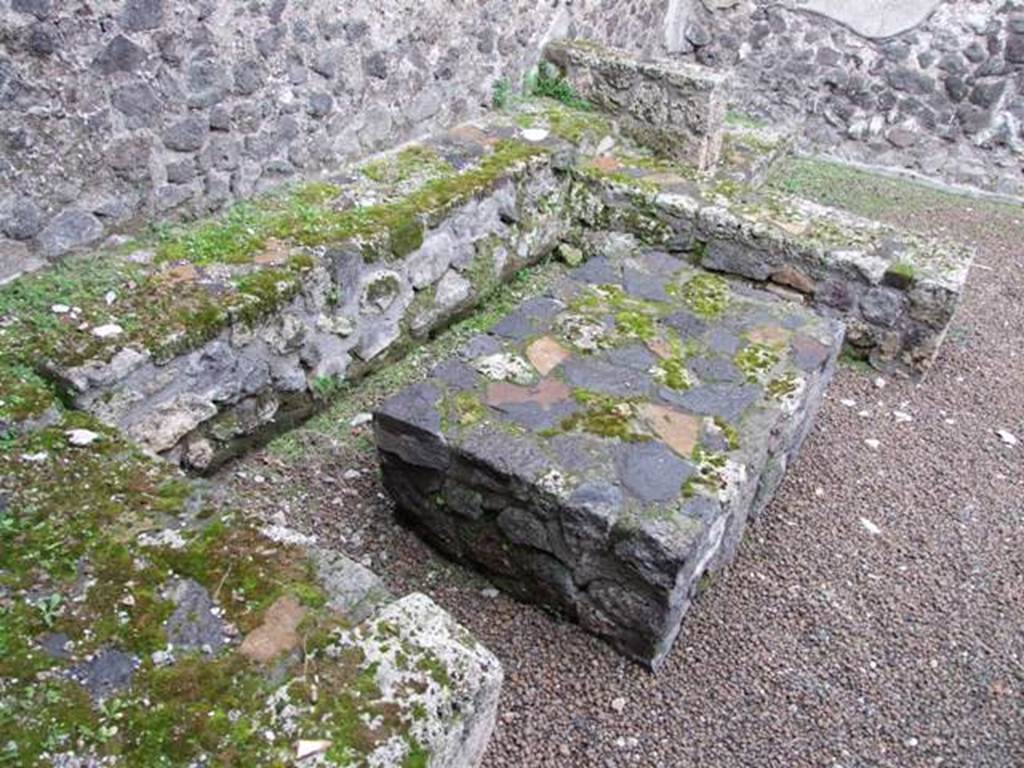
227, 194, 1023, 767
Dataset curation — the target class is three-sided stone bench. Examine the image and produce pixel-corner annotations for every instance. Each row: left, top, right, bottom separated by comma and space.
3, 41, 969, 485
375, 242, 844, 669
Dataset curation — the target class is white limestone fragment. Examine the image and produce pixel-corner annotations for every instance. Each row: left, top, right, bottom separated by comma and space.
66, 428, 101, 447
860, 517, 882, 536
997, 429, 1018, 447
475, 353, 535, 385
521, 128, 550, 143
92, 323, 124, 339
296, 740, 332, 760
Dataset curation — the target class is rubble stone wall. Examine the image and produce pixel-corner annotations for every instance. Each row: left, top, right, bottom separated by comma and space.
0, 0, 667, 273
678, 0, 1024, 195
545, 39, 731, 170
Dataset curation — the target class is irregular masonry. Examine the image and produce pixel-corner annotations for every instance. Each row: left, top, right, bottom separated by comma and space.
544, 40, 731, 171
375, 244, 844, 668
35, 138, 568, 473
0, 47, 972, 475
688, 1, 1024, 196
0, 0, 670, 265
0, 390, 502, 766
568, 150, 972, 374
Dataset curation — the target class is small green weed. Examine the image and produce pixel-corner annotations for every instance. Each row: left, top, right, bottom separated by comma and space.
528, 62, 591, 111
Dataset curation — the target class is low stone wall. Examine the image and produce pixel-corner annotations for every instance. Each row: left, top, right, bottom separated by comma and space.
567, 159, 972, 375
47, 131, 571, 472
544, 40, 730, 170
679, 0, 1024, 195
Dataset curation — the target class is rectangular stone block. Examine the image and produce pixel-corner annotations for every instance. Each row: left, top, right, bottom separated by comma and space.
375, 243, 843, 669
544, 39, 731, 171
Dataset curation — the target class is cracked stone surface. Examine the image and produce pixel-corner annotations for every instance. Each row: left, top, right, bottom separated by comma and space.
375, 243, 843, 668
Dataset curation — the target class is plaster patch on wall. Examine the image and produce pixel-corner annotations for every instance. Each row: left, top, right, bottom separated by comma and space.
792, 0, 944, 39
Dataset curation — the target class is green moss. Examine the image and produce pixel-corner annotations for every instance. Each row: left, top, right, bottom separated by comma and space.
156, 203, 268, 265
365, 274, 401, 307
614, 152, 698, 180
725, 111, 766, 130
735, 342, 781, 383
674, 273, 730, 319
614, 310, 656, 341
0, 253, 143, 363
561, 391, 648, 442
766, 155, 1021, 227
0, 360, 59, 425
610, 198, 674, 247
713, 417, 740, 451
231, 268, 301, 328
492, 79, 512, 110
709, 179, 747, 202
0, 414, 367, 765
451, 391, 486, 427
766, 374, 800, 400
360, 145, 454, 185
390, 217, 425, 259
573, 284, 665, 325
689, 445, 730, 496
402, 737, 431, 768
0, 237, 319, 371
655, 356, 693, 391
155, 523, 314, 632
520, 99, 613, 145
151, 140, 542, 270
415, 652, 451, 689
579, 163, 660, 196
650, 334, 696, 391
885, 261, 916, 287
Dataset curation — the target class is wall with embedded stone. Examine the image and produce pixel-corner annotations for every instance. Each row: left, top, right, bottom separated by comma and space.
0, 0, 670, 280
675, 0, 1024, 195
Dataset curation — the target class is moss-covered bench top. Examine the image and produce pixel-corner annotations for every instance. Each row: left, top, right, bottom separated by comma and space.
0, 126, 560, 381
374, 240, 843, 667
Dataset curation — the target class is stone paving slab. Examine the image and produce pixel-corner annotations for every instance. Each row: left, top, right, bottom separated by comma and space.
375, 242, 843, 669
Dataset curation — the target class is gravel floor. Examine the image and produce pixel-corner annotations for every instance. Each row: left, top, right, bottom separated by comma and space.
227, 192, 1023, 767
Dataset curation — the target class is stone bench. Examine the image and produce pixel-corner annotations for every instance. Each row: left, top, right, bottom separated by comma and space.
375, 241, 843, 669
544, 40, 731, 171
32, 130, 572, 473
565, 152, 973, 375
